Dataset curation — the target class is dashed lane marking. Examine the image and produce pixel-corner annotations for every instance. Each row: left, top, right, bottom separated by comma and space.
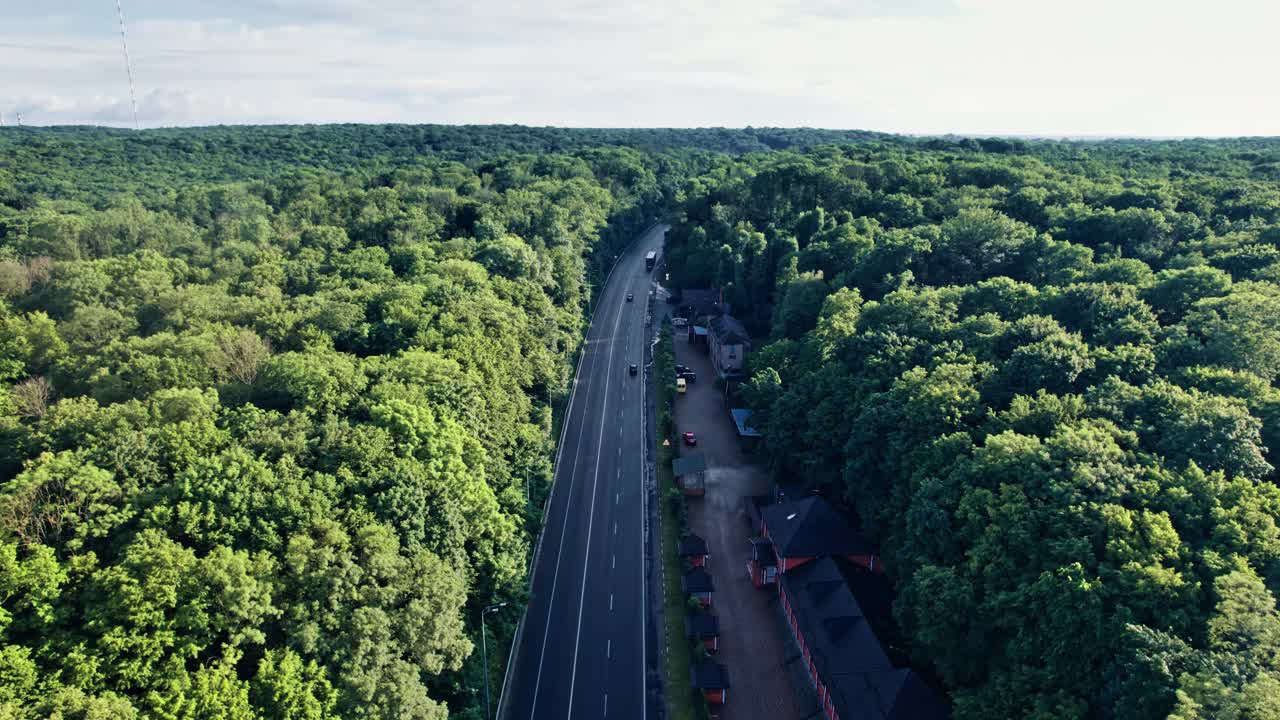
530, 290, 607, 714
565, 286, 627, 720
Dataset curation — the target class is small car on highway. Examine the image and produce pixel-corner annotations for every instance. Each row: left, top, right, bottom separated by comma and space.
626, 292, 634, 302
629, 363, 638, 376
682, 431, 697, 447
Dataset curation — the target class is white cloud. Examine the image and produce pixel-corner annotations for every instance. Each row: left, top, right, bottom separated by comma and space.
1, 0, 1278, 134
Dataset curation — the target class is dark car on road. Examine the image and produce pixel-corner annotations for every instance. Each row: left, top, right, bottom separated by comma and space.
682, 431, 697, 447
629, 363, 638, 376
626, 292, 634, 302
678, 369, 696, 383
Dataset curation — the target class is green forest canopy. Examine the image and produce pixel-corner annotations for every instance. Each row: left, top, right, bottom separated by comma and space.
0, 126, 688, 719
5, 125, 1280, 718
664, 139, 1280, 719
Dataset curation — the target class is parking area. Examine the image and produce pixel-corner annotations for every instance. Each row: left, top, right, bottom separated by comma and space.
671, 327, 800, 720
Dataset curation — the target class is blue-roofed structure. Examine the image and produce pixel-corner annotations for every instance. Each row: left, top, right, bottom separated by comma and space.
730, 408, 761, 438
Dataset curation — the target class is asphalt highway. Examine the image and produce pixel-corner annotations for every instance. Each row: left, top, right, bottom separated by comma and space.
499, 224, 666, 720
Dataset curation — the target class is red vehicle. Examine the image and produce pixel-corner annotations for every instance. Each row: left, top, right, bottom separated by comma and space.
682, 431, 697, 447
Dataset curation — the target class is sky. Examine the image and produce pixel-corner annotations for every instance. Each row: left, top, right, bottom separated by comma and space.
2, 0, 1279, 136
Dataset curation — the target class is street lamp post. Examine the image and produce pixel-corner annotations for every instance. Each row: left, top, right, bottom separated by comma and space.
546, 316, 557, 434
480, 601, 508, 720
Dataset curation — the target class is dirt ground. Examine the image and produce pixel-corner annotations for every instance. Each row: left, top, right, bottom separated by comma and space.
671, 328, 801, 720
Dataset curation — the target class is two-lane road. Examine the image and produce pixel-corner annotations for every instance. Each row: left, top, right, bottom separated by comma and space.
500, 224, 665, 720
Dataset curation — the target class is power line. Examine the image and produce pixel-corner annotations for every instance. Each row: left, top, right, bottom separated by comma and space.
115, 0, 139, 129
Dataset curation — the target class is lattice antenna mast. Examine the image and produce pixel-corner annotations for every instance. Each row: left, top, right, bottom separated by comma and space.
115, 0, 140, 129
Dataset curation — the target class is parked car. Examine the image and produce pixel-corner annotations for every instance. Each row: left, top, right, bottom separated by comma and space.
676, 377, 687, 394
679, 370, 697, 383
672, 317, 688, 328
629, 363, 638, 376
626, 292, 634, 302
682, 431, 697, 446
676, 364, 690, 374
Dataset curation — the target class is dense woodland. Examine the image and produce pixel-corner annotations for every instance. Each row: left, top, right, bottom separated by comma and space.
5, 125, 1280, 719
0, 125, 887, 208
664, 139, 1280, 719
0, 126, 700, 719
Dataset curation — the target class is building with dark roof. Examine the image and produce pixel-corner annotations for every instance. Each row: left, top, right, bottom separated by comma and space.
761, 496, 882, 575
685, 612, 720, 652
678, 288, 722, 319
780, 557, 948, 720
678, 534, 709, 567
681, 566, 715, 607
690, 660, 730, 705
688, 324, 708, 346
672, 454, 706, 496
707, 314, 750, 379
781, 557, 890, 676
828, 669, 950, 720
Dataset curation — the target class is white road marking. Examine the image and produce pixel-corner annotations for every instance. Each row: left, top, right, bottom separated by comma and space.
512, 225, 666, 720
613, 522, 617, 536
530, 294, 605, 713
607, 639, 612, 659
612, 554, 616, 569
566, 279, 627, 719
610, 594, 614, 611
637, 237, 655, 720
603, 694, 608, 717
